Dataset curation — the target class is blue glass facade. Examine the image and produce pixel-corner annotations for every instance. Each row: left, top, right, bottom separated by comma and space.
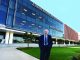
0, 0, 64, 38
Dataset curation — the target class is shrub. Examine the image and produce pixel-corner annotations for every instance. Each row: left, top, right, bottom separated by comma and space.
72, 54, 80, 60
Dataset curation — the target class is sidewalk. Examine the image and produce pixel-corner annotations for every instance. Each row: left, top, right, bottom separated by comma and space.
0, 47, 39, 60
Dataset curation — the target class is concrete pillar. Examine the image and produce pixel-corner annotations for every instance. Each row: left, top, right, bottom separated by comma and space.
5, 31, 9, 44
69, 41, 71, 45
73, 42, 75, 46
64, 40, 66, 45
5, 31, 14, 44
9, 32, 14, 44
56, 38, 58, 45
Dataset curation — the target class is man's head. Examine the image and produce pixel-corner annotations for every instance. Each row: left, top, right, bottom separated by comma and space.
44, 29, 49, 35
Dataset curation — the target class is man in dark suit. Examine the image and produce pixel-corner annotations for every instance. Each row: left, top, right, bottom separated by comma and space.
39, 29, 53, 60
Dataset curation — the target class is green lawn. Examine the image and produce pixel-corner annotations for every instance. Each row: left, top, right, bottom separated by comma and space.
17, 47, 80, 60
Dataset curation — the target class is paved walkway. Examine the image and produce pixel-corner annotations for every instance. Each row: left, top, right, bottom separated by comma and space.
0, 47, 39, 60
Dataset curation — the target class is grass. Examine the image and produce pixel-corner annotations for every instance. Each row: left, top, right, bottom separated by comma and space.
17, 47, 80, 60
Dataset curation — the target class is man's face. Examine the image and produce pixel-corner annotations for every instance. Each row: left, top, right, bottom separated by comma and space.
44, 29, 49, 35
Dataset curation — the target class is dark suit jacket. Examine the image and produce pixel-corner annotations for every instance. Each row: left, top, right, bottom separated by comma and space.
39, 35, 53, 47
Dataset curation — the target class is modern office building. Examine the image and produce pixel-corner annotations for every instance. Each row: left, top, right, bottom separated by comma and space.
0, 0, 64, 44
64, 24, 78, 41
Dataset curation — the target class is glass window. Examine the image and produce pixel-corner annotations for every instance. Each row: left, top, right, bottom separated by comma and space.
7, 8, 14, 16
6, 15, 13, 27
0, 11, 7, 24
9, 0, 16, 9
6, 0, 64, 38
0, 5, 8, 12
1, 0, 9, 6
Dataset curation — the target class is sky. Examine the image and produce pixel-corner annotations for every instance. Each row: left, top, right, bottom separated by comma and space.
31, 0, 80, 32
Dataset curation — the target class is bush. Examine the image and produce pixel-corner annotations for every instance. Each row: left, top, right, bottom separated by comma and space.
72, 54, 80, 60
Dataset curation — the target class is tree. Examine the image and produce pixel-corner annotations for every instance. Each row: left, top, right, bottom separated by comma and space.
32, 35, 39, 43
23, 32, 33, 47
23, 32, 39, 47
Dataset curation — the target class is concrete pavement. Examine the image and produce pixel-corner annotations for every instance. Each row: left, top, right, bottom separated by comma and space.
0, 47, 39, 60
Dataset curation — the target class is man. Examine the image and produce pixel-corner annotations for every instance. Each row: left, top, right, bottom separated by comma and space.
39, 29, 53, 60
